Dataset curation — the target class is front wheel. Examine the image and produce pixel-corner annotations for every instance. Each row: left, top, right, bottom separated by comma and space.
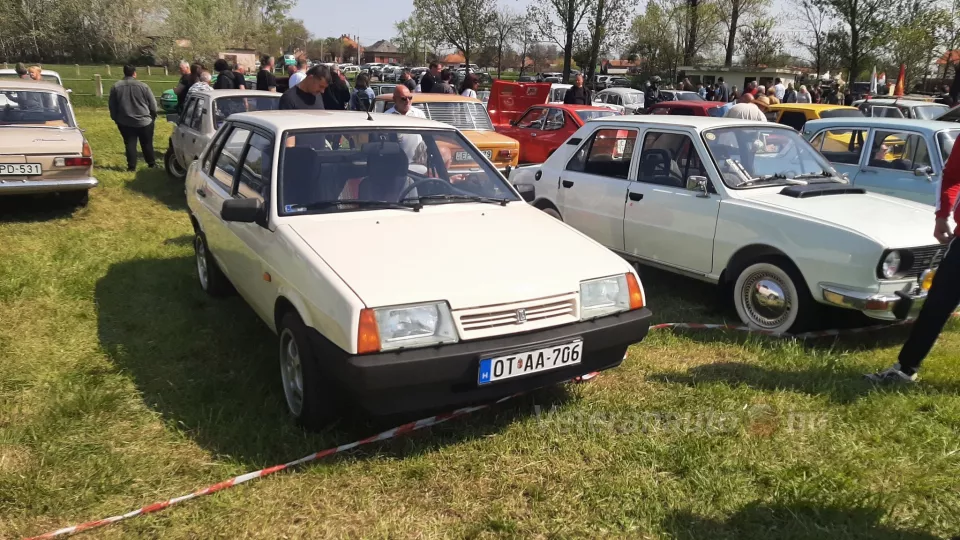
164, 147, 187, 180
278, 311, 341, 430
732, 260, 814, 334
194, 232, 230, 297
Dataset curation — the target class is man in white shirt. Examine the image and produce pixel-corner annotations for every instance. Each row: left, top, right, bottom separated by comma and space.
384, 85, 427, 160
773, 78, 786, 101
288, 59, 308, 87
724, 102, 767, 121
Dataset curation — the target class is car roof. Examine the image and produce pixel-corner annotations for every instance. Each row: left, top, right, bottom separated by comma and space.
804, 117, 960, 133
853, 98, 940, 106
227, 110, 458, 132
651, 100, 722, 110
547, 104, 617, 112
598, 87, 642, 94
203, 89, 279, 99
374, 93, 481, 103
0, 68, 61, 77
0, 79, 68, 94
766, 103, 856, 111
587, 114, 786, 130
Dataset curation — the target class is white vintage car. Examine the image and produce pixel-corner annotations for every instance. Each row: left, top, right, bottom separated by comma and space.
185, 110, 653, 428
510, 115, 942, 334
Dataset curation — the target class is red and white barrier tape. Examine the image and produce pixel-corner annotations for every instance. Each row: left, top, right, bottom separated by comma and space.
28, 315, 945, 538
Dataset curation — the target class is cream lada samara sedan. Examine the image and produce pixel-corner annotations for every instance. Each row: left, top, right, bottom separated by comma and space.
185, 110, 652, 429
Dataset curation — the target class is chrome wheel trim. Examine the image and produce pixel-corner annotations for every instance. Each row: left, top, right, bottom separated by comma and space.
279, 328, 304, 417
740, 269, 793, 330
195, 236, 209, 290
169, 152, 186, 177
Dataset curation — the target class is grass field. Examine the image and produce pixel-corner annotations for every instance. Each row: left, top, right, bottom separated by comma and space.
2, 107, 960, 539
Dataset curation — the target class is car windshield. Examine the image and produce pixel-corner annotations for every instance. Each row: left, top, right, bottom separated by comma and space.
622, 92, 643, 105
278, 128, 520, 216
0, 90, 74, 127
212, 96, 280, 128
675, 91, 703, 101
938, 130, 959, 162
379, 101, 494, 131
576, 109, 620, 121
914, 104, 949, 120
702, 126, 839, 188
818, 109, 863, 119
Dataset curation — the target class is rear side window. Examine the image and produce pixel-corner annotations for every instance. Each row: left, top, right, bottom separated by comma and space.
566, 128, 638, 179
869, 131, 931, 171
818, 129, 867, 165
778, 111, 807, 130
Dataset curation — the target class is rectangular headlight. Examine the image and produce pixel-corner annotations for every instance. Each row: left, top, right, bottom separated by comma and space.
580, 275, 631, 320
373, 302, 459, 351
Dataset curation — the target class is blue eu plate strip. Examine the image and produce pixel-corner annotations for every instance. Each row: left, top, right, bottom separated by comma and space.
478, 359, 492, 385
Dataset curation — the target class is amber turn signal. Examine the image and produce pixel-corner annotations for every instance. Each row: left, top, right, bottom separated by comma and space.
626, 273, 644, 310
357, 308, 381, 354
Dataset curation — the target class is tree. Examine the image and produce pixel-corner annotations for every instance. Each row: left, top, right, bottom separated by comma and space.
886, 0, 949, 88
488, 7, 520, 78
626, 1, 682, 79
583, 0, 631, 83
717, 0, 769, 66
793, 0, 829, 77
514, 14, 538, 75
737, 17, 787, 67
815, 0, 887, 80
528, 0, 594, 80
413, 0, 496, 73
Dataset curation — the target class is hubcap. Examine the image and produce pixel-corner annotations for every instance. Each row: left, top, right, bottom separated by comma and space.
742, 272, 791, 329
195, 237, 209, 290
279, 328, 304, 416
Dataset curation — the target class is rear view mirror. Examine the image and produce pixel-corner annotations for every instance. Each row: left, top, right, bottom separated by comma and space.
221, 198, 265, 225
514, 183, 536, 202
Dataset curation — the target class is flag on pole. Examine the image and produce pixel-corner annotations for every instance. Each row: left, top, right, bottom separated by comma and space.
894, 64, 906, 96
870, 66, 878, 95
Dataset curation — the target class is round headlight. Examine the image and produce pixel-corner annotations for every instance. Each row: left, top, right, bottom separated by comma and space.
881, 251, 902, 279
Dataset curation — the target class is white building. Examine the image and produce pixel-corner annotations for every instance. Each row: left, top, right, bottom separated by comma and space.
678, 66, 803, 90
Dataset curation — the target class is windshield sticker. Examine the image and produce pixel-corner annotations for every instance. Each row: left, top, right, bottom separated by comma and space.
284, 204, 305, 213
705, 132, 716, 141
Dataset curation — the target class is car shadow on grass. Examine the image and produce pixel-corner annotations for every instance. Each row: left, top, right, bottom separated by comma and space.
663, 501, 942, 539
126, 167, 187, 211
94, 256, 576, 468
0, 193, 82, 222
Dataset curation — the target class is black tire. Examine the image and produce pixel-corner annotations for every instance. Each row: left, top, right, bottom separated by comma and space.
194, 232, 230, 297
278, 311, 341, 430
164, 146, 187, 181
59, 190, 89, 207
541, 207, 562, 220
731, 256, 817, 334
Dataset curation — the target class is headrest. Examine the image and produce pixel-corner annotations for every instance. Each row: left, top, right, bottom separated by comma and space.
362, 141, 403, 156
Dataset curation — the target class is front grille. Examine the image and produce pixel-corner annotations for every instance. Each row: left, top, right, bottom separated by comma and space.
454, 294, 578, 340
415, 102, 494, 131
906, 245, 946, 278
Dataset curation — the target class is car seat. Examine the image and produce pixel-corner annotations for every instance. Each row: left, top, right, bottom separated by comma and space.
281, 147, 323, 208
359, 142, 409, 201
639, 149, 683, 187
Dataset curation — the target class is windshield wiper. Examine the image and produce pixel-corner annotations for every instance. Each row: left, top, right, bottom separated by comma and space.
738, 174, 808, 187
407, 194, 510, 206
290, 199, 422, 212
790, 170, 844, 183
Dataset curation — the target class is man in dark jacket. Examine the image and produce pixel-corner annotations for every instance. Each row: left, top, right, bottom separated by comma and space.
322, 66, 351, 110
563, 74, 592, 105
432, 69, 456, 94
401, 68, 416, 92
213, 59, 241, 89
109, 65, 157, 171
257, 55, 277, 92
420, 62, 441, 94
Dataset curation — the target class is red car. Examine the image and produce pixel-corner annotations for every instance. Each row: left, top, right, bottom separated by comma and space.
648, 100, 725, 116
489, 81, 621, 164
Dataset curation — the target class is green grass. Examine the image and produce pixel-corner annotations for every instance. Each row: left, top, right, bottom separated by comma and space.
2, 108, 960, 538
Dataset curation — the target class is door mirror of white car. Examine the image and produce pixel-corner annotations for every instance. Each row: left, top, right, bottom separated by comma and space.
686, 175, 709, 197
221, 198, 265, 225
166, 114, 180, 124
514, 183, 536, 202
914, 166, 934, 179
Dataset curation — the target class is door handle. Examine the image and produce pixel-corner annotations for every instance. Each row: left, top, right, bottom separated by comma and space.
562, 180, 574, 188
195, 187, 207, 198
628, 192, 643, 201
530, 132, 537, 137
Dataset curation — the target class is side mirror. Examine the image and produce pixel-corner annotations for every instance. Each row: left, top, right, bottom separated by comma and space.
509, 119, 517, 126
914, 166, 934, 178
686, 175, 709, 198
221, 198, 265, 224
514, 183, 536, 202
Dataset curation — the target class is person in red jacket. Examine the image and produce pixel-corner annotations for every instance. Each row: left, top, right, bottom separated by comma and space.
866, 144, 960, 383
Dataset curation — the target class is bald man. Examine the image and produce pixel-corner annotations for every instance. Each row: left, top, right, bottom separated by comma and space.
384, 85, 426, 161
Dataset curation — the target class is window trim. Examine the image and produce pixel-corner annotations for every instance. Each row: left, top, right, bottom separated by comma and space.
202, 124, 231, 176
517, 107, 546, 129
564, 125, 640, 179
812, 128, 868, 166
543, 108, 565, 131
863, 128, 930, 173
635, 129, 708, 189
232, 129, 275, 203
210, 125, 253, 193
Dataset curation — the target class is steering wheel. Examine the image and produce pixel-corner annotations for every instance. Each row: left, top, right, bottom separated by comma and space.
398, 178, 454, 201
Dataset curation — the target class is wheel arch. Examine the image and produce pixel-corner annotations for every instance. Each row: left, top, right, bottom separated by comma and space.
532, 198, 561, 218
273, 293, 315, 335
721, 244, 803, 284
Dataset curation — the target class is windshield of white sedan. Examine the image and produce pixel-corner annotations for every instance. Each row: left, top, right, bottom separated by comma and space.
703, 127, 838, 188
915, 104, 949, 120
576, 110, 620, 122
0, 91, 73, 127
278, 129, 519, 215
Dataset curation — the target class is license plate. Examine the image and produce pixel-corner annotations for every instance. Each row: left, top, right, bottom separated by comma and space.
482, 149, 493, 159
455, 150, 492, 162
478, 340, 582, 385
0, 163, 42, 176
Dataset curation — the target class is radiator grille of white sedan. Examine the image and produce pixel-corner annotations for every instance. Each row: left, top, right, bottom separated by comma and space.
453, 293, 579, 340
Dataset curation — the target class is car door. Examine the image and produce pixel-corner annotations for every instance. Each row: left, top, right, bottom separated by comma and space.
507, 107, 546, 162
193, 125, 252, 285
556, 126, 639, 251
622, 129, 720, 274
860, 129, 938, 204
174, 97, 199, 166
222, 130, 278, 320
178, 95, 207, 166
809, 127, 866, 180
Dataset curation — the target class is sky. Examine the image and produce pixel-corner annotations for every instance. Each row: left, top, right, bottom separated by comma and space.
290, 0, 536, 46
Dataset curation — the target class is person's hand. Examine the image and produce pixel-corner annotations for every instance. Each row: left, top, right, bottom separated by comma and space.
934, 218, 954, 244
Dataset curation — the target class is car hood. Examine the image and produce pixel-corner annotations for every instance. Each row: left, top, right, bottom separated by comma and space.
466, 130, 520, 148
287, 204, 629, 309
0, 127, 83, 155
745, 188, 936, 248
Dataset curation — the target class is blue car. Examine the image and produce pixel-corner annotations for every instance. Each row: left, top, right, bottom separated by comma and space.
802, 117, 960, 206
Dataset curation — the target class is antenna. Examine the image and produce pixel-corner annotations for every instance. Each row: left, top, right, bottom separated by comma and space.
366, 109, 374, 121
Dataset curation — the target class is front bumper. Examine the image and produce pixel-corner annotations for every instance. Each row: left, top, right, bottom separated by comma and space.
312, 307, 653, 416
821, 284, 927, 321
0, 177, 98, 195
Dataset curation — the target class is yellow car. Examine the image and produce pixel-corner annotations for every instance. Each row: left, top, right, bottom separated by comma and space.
374, 93, 520, 169
765, 103, 862, 131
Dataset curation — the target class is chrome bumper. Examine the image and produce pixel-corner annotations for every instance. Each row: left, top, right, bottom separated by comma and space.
0, 177, 98, 195
821, 285, 927, 321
